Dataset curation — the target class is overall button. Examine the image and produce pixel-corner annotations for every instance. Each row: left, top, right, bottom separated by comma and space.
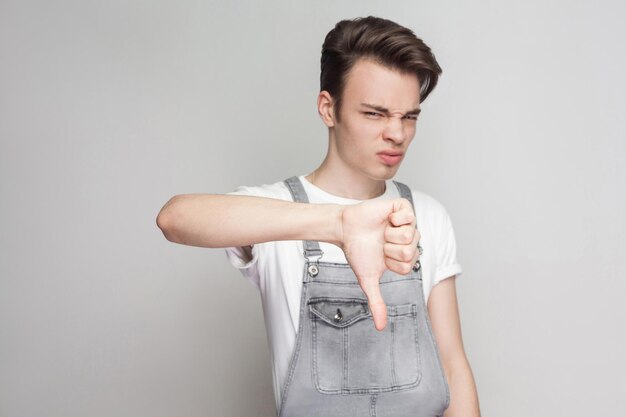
412, 260, 421, 272
333, 309, 343, 322
308, 264, 319, 276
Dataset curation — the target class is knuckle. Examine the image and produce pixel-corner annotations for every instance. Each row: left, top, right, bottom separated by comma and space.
383, 243, 393, 255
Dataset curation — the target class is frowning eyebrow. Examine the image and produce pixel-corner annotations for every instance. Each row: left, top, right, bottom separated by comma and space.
360, 103, 421, 116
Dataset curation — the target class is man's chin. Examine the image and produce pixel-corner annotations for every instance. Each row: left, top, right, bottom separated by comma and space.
378, 166, 401, 180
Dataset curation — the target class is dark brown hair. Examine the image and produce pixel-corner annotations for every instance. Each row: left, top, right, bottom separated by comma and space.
320, 16, 442, 122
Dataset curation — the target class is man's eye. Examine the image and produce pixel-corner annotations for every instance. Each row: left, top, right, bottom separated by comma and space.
365, 112, 383, 118
404, 115, 419, 121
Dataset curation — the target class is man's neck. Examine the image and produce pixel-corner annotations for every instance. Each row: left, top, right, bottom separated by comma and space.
304, 169, 387, 200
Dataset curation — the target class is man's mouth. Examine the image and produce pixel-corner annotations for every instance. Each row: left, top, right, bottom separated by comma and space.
377, 151, 403, 166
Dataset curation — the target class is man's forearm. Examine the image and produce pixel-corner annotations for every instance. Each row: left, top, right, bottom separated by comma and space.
157, 194, 344, 249
444, 358, 481, 417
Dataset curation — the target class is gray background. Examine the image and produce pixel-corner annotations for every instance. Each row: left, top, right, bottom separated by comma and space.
1, 1, 624, 416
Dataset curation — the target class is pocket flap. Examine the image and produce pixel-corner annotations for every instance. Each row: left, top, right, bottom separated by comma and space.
308, 298, 370, 328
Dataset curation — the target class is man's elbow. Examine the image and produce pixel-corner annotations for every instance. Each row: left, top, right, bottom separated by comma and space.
156, 195, 183, 243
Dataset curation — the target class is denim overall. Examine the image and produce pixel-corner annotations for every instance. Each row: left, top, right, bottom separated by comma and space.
277, 176, 450, 417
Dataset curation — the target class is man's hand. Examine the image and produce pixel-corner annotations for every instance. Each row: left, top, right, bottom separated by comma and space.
338, 198, 420, 331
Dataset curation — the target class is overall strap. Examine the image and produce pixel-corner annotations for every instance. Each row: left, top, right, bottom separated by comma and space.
391, 180, 416, 218
283, 176, 324, 262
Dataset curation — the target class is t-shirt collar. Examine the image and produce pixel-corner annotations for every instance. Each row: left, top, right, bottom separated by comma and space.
298, 175, 396, 204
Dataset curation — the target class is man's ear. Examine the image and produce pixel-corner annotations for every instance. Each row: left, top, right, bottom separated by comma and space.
317, 90, 336, 127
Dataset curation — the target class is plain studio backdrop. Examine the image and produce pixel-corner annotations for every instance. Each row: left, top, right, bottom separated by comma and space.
1, 1, 624, 416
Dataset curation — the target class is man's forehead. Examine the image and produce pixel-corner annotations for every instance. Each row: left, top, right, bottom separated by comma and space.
351, 91, 421, 113
343, 59, 421, 110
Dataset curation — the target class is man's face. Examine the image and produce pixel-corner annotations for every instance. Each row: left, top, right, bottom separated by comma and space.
330, 58, 421, 181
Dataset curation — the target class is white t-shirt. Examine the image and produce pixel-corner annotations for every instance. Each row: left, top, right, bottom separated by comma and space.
223, 175, 462, 410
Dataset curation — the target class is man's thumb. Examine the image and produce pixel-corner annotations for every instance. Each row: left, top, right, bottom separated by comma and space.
363, 281, 388, 331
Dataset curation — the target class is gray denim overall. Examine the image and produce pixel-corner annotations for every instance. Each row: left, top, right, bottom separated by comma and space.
277, 176, 450, 417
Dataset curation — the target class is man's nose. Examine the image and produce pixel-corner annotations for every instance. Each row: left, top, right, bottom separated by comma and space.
382, 115, 407, 144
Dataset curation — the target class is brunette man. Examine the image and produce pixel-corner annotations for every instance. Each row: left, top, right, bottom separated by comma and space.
157, 16, 480, 417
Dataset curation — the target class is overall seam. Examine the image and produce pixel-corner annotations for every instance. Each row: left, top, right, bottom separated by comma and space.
277, 271, 309, 417
390, 313, 398, 389
343, 326, 349, 391
416, 269, 450, 409
370, 394, 378, 417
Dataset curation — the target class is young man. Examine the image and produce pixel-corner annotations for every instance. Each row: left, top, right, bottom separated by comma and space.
157, 16, 480, 417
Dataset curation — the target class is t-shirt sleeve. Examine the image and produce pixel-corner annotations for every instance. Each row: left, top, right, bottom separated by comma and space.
222, 185, 263, 290
434, 207, 463, 285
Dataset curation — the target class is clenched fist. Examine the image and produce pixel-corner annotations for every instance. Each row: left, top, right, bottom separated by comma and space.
337, 198, 421, 331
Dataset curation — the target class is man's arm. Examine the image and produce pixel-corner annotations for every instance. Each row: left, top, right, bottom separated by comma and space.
428, 276, 481, 417
156, 193, 421, 330
156, 194, 344, 248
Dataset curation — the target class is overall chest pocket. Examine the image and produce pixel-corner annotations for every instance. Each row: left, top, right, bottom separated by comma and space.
308, 297, 421, 394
